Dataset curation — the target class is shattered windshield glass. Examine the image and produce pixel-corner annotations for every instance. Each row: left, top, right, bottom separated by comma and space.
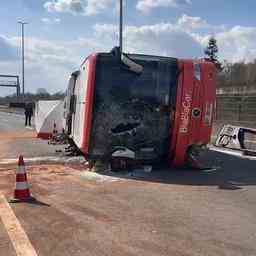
89, 54, 179, 161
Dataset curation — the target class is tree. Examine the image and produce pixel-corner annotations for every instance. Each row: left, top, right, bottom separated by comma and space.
36, 88, 49, 95
204, 37, 222, 71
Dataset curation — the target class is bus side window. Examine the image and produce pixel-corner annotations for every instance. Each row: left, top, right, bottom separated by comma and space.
70, 95, 77, 114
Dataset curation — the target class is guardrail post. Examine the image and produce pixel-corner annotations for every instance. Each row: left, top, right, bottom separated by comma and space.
238, 103, 241, 121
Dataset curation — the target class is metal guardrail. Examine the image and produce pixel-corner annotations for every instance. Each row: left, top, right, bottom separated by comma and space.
216, 94, 256, 123
0, 81, 18, 86
0, 75, 20, 96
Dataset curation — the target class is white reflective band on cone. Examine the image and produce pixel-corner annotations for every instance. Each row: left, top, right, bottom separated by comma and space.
16, 182, 29, 190
16, 166, 26, 174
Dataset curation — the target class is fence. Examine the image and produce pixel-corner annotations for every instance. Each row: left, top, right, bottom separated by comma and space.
212, 94, 256, 141
216, 95, 256, 126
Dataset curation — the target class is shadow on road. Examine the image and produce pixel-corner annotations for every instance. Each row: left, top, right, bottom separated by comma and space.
100, 150, 256, 190
10, 198, 51, 207
27, 199, 51, 207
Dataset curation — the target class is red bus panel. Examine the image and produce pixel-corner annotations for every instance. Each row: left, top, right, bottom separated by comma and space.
169, 60, 216, 167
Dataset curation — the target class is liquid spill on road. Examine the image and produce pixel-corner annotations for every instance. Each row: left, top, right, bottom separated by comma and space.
0, 131, 36, 140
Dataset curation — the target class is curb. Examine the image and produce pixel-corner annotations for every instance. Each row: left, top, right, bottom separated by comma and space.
0, 156, 87, 167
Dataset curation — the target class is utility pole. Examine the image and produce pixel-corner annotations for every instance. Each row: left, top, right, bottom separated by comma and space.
18, 21, 28, 97
119, 0, 123, 54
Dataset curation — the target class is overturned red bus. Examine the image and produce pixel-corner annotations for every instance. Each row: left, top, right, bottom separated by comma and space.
64, 47, 216, 168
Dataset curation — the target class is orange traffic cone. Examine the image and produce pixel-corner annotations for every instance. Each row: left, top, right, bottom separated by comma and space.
10, 155, 35, 203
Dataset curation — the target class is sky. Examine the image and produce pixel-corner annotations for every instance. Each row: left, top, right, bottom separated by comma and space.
0, 0, 256, 96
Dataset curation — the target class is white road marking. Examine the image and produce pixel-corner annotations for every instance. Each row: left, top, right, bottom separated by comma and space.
0, 195, 38, 256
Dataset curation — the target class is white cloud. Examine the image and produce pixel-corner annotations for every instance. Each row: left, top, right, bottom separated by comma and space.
44, 0, 114, 16
124, 23, 202, 57
1, 14, 256, 96
136, 0, 191, 13
85, 0, 115, 15
177, 14, 209, 31
93, 22, 203, 58
0, 35, 106, 95
215, 26, 256, 63
94, 20, 256, 63
41, 17, 61, 25
44, 0, 84, 14
93, 23, 119, 43
0, 35, 18, 61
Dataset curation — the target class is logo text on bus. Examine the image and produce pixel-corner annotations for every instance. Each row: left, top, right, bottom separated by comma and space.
179, 93, 192, 133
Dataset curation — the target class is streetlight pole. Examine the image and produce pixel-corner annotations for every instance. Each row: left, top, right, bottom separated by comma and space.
119, 0, 123, 54
18, 21, 28, 97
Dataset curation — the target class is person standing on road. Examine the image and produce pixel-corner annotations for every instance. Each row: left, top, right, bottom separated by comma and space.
24, 102, 33, 127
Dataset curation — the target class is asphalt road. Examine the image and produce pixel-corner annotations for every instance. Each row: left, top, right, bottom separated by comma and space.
1, 110, 256, 256
0, 111, 64, 159
0, 111, 27, 133
0, 154, 256, 256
